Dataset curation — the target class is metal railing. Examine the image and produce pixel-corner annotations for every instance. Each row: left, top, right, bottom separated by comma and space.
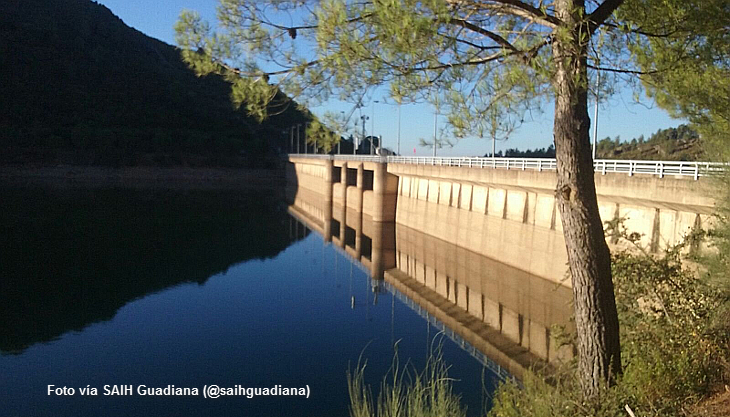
288, 154, 726, 180
327, 155, 387, 163
388, 156, 558, 171
593, 159, 725, 180
288, 154, 334, 160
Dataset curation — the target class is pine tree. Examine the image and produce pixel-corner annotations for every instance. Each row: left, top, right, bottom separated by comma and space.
174, 0, 715, 397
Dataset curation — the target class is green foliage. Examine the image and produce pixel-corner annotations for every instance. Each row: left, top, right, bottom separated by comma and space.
171, 0, 725, 156
621, 0, 730, 160
594, 124, 703, 160
174, 0, 557, 144
700, 173, 730, 350
305, 119, 341, 153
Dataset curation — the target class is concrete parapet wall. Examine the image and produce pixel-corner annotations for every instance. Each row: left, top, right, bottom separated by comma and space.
397, 186, 570, 285
396, 172, 716, 285
387, 163, 717, 208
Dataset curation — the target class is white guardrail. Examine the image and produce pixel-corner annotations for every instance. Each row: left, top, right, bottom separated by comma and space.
288, 154, 726, 180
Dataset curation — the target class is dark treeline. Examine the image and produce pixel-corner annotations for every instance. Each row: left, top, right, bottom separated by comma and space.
483, 125, 704, 160
595, 124, 703, 160
0, 0, 310, 167
484, 144, 556, 158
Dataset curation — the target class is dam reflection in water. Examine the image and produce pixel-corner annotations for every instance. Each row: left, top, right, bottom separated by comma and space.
287, 178, 574, 381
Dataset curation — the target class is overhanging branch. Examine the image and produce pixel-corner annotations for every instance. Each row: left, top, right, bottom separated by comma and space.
449, 18, 519, 51
587, 0, 624, 34
587, 63, 658, 75
444, 0, 561, 28
487, 0, 563, 27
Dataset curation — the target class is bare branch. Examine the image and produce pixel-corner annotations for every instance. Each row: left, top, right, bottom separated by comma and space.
254, 11, 373, 33
601, 22, 682, 38
449, 18, 519, 51
587, 0, 624, 34
444, 0, 561, 28
482, 0, 563, 27
587, 63, 658, 75
208, 54, 320, 78
441, 33, 505, 51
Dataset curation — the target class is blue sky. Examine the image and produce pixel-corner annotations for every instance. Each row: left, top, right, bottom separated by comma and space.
95, 0, 686, 157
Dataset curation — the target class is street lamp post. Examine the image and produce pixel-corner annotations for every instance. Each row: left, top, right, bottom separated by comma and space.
397, 103, 401, 155
371, 100, 379, 155
338, 111, 345, 154
360, 115, 369, 155
432, 111, 437, 157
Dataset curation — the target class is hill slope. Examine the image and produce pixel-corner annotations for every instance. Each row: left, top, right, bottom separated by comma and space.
488, 124, 706, 160
595, 124, 706, 160
0, 0, 309, 166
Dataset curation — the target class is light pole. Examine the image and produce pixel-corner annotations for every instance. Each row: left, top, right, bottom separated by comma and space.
432, 111, 438, 157
360, 115, 369, 155
338, 111, 345, 154
370, 100, 379, 155
397, 103, 401, 155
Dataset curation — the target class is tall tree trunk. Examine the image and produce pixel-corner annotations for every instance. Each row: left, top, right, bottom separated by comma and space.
552, 0, 622, 398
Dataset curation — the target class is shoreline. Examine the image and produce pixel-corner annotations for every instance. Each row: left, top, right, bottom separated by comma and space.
0, 165, 285, 189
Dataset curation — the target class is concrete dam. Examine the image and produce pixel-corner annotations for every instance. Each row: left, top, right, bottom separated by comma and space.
285, 154, 719, 378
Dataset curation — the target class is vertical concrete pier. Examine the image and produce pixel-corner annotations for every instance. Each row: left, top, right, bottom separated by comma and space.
369, 221, 396, 280
372, 163, 398, 222
322, 159, 334, 242
338, 162, 348, 247
354, 164, 364, 259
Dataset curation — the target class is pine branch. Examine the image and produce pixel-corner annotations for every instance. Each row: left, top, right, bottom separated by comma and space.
587, 63, 659, 75
587, 0, 624, 34
449, 18, 519, 51
481, 0, 563, 28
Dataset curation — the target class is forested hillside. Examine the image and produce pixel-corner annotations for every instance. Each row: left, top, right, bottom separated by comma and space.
0, 0, 310, 166
487, 125, 706, 160
595, 124, 705, 160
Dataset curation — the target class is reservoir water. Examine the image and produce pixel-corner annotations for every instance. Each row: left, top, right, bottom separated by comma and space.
1, 184, 567, 417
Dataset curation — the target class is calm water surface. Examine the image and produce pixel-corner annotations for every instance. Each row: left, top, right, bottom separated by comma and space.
0, 186, 498, 417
